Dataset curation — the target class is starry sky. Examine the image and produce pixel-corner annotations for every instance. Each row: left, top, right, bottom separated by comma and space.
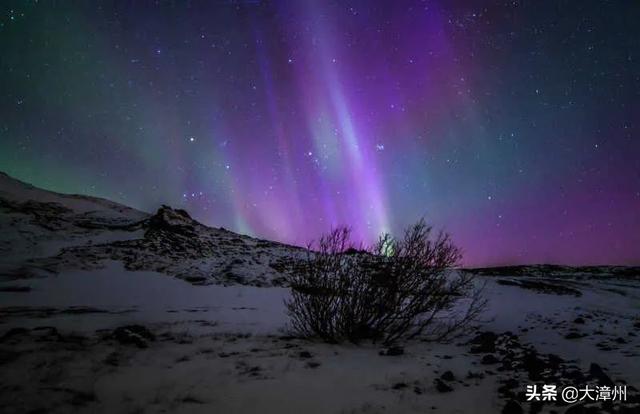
1, 0, 639, 266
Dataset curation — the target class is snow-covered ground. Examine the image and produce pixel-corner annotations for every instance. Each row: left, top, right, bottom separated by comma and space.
1, 261, 290, 334
1, 171, 639, 413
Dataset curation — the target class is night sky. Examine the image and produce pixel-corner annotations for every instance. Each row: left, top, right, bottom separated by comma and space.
1, 1, 639, 266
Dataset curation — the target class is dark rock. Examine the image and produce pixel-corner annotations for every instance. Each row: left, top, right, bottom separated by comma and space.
299, 351, 313, 359
521, 352, 546, 380
246, 366, 261, 376
564, 332, 586, 339
0, 327, 28, 342
501, 400, 523, 414
564, 369, 587, 383
278, 335, 299, 341
0, 285, 31, 292
181, 396, 205, 404
596, 341, 615, 351
59, 333, 86, 345
392, 382, 408, 390
31, 326, 61, 341
589, 363, 614, 387
547, 354, 564, 369
500, 359, 514, 371
573, 317, 585, 324
183, 275, 207, 284
434, 378, 453, 393
530, 400, 544, 414
564, 403, 601, 414
111, 325, 155, 348
497, 378, 519, 396
103, 352, 119, 366
466, 371, 485, 380
148, 205, 196, 234
61, 306, 108, 315
305, 361, 321, 369
68, 389, 97, 406
617, 405, 640, 414
496, 279, 582, 296
380, 346, 404, 356
481, 354, 499, 365
469, 331, 497, 353
471, 344, 494, 354
440, 371, 455, 381
0, 349, 20, 365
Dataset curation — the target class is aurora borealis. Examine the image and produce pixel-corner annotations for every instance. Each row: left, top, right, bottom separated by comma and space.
1, 1, 639, 266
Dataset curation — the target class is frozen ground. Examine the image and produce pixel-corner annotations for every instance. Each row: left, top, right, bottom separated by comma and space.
1, 172, 639, 413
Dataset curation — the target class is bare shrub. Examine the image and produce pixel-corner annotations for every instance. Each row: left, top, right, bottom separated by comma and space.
285, 219, 486, 344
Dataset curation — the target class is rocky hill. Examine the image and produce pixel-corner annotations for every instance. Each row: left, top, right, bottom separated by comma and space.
0, 172, 303, 286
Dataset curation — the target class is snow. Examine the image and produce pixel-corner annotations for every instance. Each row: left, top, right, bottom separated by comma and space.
481, 277, 640, 385
1, 171, 639, 413
1, 261, 289, 334
0, 171, 147, 218
1, 171, 303, 286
